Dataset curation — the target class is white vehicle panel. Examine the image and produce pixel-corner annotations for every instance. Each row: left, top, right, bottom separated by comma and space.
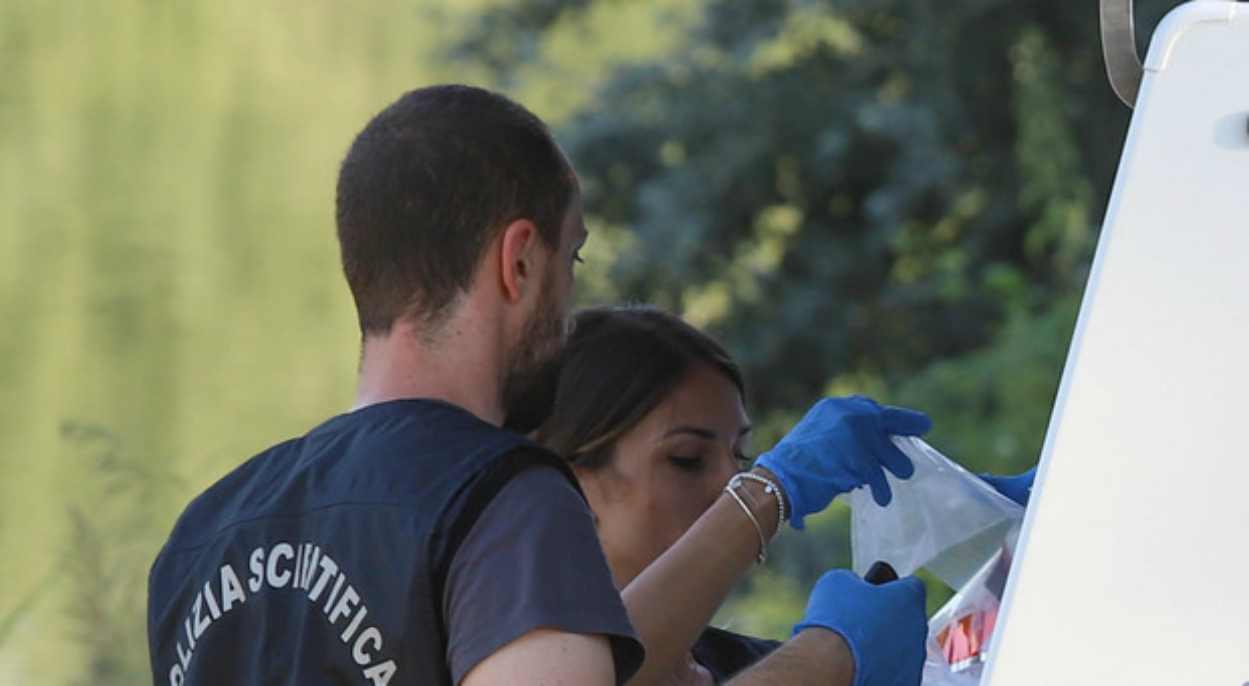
984, 2, 1249, 684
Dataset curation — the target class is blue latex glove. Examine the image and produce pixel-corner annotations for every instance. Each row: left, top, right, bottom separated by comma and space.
754, 396, 932, 529
980, 466, 1037, 507
794, 570, 927, 686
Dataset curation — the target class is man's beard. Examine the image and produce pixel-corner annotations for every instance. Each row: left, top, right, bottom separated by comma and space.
501, 282, 568, 435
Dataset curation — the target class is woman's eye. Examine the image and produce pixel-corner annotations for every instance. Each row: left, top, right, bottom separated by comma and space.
668, 456, 704, 472
573, 250, 585, 264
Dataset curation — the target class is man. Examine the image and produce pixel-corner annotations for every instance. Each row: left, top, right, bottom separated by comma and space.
147, 85, 930, 686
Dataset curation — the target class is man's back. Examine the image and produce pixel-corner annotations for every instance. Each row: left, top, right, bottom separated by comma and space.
147, 399, 625, 686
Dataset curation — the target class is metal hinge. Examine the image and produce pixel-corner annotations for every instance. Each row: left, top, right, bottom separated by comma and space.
1101, 0, 1145, 107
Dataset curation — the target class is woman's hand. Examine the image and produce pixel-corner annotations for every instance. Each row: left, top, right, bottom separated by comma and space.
792, 570, 927, 686
980, 466, 1037, 506
754, 396, 931, 529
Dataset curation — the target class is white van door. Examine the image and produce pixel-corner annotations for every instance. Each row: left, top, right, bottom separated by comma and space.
985, 2, 1249, 684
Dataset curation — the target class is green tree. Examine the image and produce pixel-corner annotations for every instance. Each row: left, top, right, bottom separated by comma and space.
459, 0, 1175, 634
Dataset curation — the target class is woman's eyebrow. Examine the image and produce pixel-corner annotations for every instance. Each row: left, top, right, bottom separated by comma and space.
662, 425, 754, 440
662, 426, 717, 440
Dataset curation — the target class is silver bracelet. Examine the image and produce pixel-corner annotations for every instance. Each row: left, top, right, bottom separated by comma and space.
730, 472, 788, 525
724, 483, 768, 564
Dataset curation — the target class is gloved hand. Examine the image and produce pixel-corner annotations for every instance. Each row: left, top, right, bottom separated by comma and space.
980, 466, 1037, 507
754, 396, 931, 529
793, 570, 927, 686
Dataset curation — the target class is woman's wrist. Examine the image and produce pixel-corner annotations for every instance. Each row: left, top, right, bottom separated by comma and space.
732, 469, 785, 541
747, 467, 788, 531
721, 467, 789, 564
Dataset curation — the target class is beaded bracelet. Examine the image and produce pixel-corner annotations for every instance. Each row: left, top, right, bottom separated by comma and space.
729, 472, 788, 525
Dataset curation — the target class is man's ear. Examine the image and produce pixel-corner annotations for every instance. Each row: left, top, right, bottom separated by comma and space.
498, 218, 545, 304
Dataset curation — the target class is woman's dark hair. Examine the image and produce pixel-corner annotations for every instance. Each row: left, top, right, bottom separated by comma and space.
536, 305, 745, 470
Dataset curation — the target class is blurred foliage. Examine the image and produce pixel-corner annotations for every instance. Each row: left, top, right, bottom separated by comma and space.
475, 0, 1172, 638
58, 422, 183, 685
1, 0, 1176, 681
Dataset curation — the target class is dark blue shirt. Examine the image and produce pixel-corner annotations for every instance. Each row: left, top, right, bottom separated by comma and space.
147, 399, 642, 686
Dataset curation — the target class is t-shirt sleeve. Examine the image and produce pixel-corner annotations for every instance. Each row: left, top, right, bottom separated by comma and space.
443, 464, 644, 685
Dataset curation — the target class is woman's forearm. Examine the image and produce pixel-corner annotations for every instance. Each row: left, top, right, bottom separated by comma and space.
621, 474, 780, 686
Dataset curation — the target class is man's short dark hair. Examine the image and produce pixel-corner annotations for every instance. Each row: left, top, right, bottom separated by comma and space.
336, 84, 574, 334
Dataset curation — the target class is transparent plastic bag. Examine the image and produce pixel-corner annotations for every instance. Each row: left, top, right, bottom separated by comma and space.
848, 436, 1023, 589
847, 436, 1025, 684
921, 542, 1016, 685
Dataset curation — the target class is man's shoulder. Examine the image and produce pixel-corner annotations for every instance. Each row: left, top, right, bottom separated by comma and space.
157, 399, 556, 554
456, 461, 587, 533
158, 434, 304, 552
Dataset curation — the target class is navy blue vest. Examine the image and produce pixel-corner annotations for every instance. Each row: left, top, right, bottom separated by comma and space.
691, 627, 780, 683
147, 399, 577, 686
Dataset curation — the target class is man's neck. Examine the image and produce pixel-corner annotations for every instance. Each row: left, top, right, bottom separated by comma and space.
353, 315, 508, 426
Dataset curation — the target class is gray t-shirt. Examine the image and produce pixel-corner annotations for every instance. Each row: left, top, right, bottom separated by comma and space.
443, 465, 643, 684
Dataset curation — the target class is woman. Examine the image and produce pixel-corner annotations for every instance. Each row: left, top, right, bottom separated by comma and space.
536, 305, 780, 683
536, 305, 1037, 684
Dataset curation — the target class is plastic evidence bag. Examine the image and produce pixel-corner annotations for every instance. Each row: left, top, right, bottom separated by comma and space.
848, 436, 1025, 684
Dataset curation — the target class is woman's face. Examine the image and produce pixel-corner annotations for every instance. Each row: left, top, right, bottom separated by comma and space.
575, 362, 751, 588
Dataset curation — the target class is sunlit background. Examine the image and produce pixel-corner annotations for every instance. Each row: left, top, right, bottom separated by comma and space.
0, 1, 1175, 683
